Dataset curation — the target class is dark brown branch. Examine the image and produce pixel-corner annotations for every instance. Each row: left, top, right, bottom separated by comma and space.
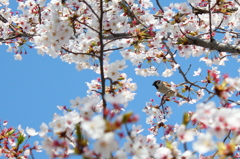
155, 0, 164, 13
214, 17, 224, 33
61, 47, 100, 58
227, 99, 240, 105
103, 47, 123, 52
76, 19, 99, 33
105, 77, 114, 94
102, 33, 133, 40
0, 14, 35, 41
103, 33, 135, 47
215, 28, 240, 37
0, 14, 8, 23
0, 14, 18, 32
190, 5, 238, 15
37, 4, 42, 24
104, 31, 240, 55
220, 53, 239, 60
203, 93, 215, 103
162, 41, 214, 94
91, 90, 102, 94
80, 0, 100, 20
119, 0, 147, 28
185, 64, 192, 75
0, 33, 34, 43
235, 0, 240, 6
99, 0, 107, 119
185, 35, 240, 54
124, 124, 134, 141
208, 0, 213, 42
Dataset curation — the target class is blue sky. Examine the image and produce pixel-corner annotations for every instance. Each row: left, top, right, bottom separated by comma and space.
0, 0, 240, 158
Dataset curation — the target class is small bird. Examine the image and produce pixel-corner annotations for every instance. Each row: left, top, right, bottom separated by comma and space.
152, 80, 188, 100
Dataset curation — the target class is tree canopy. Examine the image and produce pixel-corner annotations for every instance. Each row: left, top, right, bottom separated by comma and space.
0, 0, 240, 158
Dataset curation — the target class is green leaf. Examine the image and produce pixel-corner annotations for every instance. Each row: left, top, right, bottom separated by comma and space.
17, 134, 25, 146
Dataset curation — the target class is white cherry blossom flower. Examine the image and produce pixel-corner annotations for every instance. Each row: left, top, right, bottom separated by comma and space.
49, 116, 67, 133
154, 147, 172, 159
26, 127, 38, 136
24, 149, 30, 157
193, 133, 215, 154
181, 150, 196, 159
94, 132, 118, 158
196, 89, 204, 100
105, 93, 126, 105
132, 125, 144, 135
162, 69, 173, 77
132, 141, 149, 159
33, 141, 42, 152
18, 125, 26, 137
39, 123, 48, 137
14, 54, 22, 61
193, 68, 201, 76
38, 0, 46, 7
177, 125, 194, 143
70, 96, 81, 108
115, 149, 127, 159
107, 66, 121, 81
81, 115, 105, 139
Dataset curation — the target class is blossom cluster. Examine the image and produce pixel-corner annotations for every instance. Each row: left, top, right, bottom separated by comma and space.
1, 0, 240, 158
0, 121, 41, 158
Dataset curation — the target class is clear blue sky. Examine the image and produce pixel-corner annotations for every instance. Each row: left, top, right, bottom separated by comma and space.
0, 0, 239, 158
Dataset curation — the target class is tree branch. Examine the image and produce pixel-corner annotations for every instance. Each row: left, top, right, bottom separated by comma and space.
162, 41, 215, 94
103, 32, 240, 54
185, 35, 240, 54
99, 0, 107, 119
155, 0, 164, 13
102, 33, 133, 40
61, 47, 100, 58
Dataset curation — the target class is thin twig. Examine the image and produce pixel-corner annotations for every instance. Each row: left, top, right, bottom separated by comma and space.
185, 64, 192, 75
203, 93, 215, 103
80, 0, 100, 20
211, 130, 231, 158
235, 0, 240, 6
162, 41, 214, 94
124, 123, 133, 141
104, 47, 124, 52
105, 77, 114, 94
61, 47, 100, 58
155, 0, 164, 13
76, 19, 99, 33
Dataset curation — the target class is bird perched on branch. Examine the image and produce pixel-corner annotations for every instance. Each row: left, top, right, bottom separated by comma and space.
152, 80, 188, 100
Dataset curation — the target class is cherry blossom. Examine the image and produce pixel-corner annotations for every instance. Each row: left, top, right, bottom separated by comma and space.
14, 54, 22, 61
176, 124, 194, 143
81, 115, 105, 139
1, 0, 240, 158
154, 147, 173, 159
70, 96, 81, 108
193, 68, 202, 76
26, 127, 38, 136
193, 132, 216, 154
162, 69, 173, 77
94, 132, 118, 158
39, 123, 48, 137
115, 149, 127, 159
